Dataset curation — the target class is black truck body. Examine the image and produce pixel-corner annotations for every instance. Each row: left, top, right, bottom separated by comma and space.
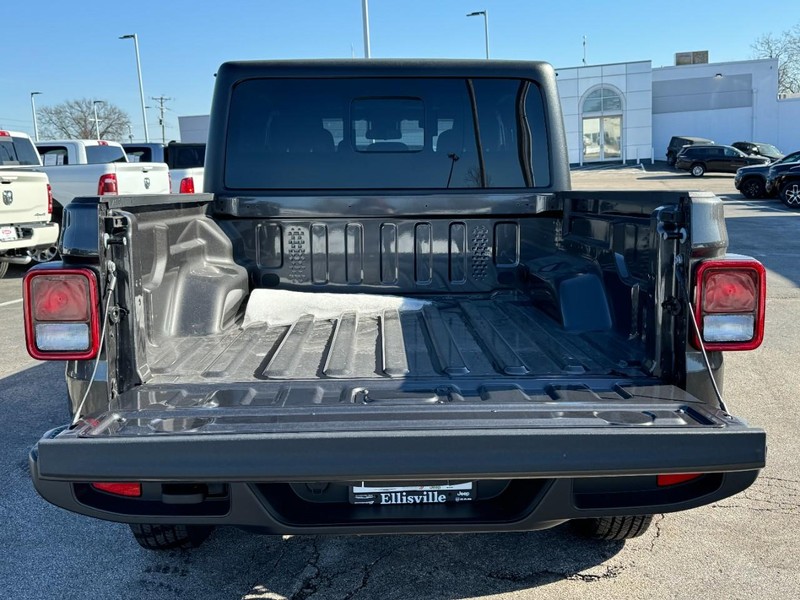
26, 60, 766, 547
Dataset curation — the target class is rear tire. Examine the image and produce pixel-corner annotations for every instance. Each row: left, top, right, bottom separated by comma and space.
0, 262, 8, 279
129, 523, 214, 550
572, 515, 654, 540
741, 178, 766, 199
780, 181, 800, 209
690, 163, 705, 177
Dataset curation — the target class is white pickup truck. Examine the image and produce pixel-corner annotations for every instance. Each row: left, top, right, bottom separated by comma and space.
0, 131, 59, 277
123, 141, 205, 194
31, 138, 169, 221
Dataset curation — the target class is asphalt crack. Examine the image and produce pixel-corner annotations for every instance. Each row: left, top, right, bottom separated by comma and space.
341, 537, 432, 600
649, 514, 665, 552
290, 537, 322, 600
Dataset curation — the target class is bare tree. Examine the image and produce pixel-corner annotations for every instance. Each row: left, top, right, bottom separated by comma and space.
38, 99, 132, 141
752, 24, 800, 96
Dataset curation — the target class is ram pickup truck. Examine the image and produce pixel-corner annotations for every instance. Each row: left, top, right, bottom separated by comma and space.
123, 141, 206, 194
25, 60, 767, 551
0, 131, 59, 277
32, 138, 169, 222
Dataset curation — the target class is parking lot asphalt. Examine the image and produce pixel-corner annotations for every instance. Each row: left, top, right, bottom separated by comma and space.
1, 167, 798, 600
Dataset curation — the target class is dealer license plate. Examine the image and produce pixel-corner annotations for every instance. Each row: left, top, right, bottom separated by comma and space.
350, 482, 474, 505
0, 226, 17, 242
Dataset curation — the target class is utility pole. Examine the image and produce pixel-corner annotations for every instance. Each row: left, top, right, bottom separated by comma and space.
150, 96, 172, 144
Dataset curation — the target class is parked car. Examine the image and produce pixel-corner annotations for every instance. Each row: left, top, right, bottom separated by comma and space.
0, 130, 59, 276
33, 138, 169, 224
123, 141, 205, 194
666, 136, 713, 166
734, 149, 800, 198
675, 144, 769, 177
766, 162, 800, 208
25, 59, 766, 551
731, 141, 784, 162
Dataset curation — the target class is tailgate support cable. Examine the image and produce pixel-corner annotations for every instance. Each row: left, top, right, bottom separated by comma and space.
71, 260, 118, 426
674, 255, 728, 414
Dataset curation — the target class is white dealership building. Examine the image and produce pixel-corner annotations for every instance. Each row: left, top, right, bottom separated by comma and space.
179, 57, 800, 165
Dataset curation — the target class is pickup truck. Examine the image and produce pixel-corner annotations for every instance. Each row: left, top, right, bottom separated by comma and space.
123, 141, 206, 194
32, 138, 169, 223
25, 60, 767, 551
0, 131, 59, 277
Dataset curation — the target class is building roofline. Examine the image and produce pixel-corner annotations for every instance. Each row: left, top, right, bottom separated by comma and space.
555, 59, 651, 71
653, 57, 777, 71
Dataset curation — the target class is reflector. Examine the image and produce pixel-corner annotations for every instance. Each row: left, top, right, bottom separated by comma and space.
91, 482, 142, 497
657, 473, 701, 487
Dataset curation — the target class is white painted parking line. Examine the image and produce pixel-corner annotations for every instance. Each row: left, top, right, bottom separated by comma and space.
0, 298, 22, 308
722, 200, 797, 214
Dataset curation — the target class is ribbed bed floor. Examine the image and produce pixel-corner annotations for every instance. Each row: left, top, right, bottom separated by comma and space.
146, 293, 645, 383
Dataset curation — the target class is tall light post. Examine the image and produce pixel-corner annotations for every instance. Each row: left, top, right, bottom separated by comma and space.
466, 10, 489, 59
362, 0, 371, 58
30, 92, 42, 142
119, 33, 150, 142
92, 100, 104, 139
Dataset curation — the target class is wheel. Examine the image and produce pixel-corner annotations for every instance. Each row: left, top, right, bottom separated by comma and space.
129, 523, 214, 550
30, 245, 59, 264
572, 515, 654, 540
0, 262, 8, 279
690, 163, 705, 177
741, 178, 766, 199
780, 181, 800, 209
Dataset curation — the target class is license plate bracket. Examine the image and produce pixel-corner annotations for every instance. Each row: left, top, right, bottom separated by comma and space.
350, 482, 475, 505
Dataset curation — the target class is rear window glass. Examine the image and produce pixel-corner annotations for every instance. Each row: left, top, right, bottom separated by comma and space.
85, 145, 127, 164
0, 137, 41, 166
125, 148, 153, 162
224, 77, 550, 190
167, 144, 206, 169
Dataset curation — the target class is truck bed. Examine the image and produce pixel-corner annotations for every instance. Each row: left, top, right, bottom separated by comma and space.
146, 292, 646, 384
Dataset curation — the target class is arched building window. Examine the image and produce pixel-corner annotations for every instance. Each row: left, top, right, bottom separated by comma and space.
581, 86, 624, 162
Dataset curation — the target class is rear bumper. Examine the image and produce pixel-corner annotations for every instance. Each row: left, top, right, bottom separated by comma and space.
0, 221, 59, 253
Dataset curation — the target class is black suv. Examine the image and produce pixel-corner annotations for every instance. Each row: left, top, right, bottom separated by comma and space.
675, 144, 769, 177
732, 141, 783, 162
766, 162, 800, 208
735, 149, 800, 198
666, 136, 713, 166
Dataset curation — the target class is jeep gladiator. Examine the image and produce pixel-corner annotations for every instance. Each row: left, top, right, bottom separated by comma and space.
25, 60, 767, 550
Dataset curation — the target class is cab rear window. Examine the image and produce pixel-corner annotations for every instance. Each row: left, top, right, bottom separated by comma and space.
224, 77, 550, 190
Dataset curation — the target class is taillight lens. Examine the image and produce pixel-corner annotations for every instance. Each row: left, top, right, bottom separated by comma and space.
46, 183, 53, 215
91, 482, 142, 497
97, 173, 118, 195
179, 177, 195, 194
693, 259, 766, 351
23, 268, 100, 360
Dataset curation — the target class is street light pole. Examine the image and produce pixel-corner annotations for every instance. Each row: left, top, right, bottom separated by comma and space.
92, 100, 104, 139
30, 92, 42, 142
466, 10, 489, 59
119, 33, 150, 142
362, 0, 371, 58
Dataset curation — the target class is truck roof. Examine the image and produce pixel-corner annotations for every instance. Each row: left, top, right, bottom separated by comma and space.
216, 58, 556, 81
36, 140, 124, 146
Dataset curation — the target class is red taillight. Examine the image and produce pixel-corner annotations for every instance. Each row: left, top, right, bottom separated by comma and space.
23, 268, 100, 360
179, 177, 195, 194
91, 482, 142, 497
97, 173, 118, 195
97, 140, 109, 146
46, 183, 53, 215
693, 259, 766, 351
657, 473, 702, 487
0, 130, 9, 137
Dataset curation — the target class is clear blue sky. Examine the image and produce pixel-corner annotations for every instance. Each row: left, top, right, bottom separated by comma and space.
2, 0, 795, 142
